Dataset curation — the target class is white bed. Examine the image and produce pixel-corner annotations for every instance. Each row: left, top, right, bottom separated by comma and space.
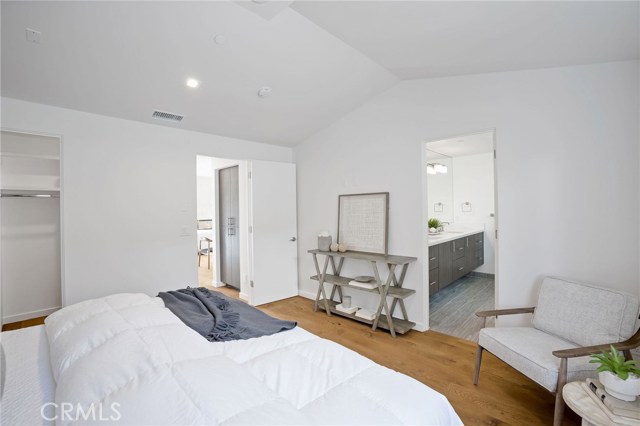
1, 293, 462, 426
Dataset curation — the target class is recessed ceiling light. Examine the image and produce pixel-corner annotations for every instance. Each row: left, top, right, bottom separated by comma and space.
257, 86, 272, 98
213, 34, 226, 45
186, 78, 199, 88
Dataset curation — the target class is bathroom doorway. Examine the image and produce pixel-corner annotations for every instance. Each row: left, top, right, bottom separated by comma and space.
422, 130, 497, 341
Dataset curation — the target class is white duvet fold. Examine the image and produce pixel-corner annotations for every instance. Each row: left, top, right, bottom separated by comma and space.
44, 293, 462, 426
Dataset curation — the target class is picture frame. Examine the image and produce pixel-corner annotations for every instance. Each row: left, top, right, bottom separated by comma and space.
337, 192, 389, 255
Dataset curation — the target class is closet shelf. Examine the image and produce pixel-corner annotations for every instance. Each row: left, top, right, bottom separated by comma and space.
0, 152, 60, 161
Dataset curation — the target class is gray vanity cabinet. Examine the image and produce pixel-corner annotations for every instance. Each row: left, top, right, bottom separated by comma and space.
428, 246, 440, 295
429, 232, 484, 295
437, 241, 453, 291
466, 232, 484, 272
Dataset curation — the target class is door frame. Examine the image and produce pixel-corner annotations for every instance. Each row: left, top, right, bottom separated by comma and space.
421, 128, 499, 330
195, 155, 251, 300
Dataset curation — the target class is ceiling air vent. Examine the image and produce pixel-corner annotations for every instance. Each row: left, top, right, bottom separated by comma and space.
152, 110, 184, 123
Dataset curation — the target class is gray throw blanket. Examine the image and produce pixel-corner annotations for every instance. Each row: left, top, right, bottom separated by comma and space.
157, 287, 296, 342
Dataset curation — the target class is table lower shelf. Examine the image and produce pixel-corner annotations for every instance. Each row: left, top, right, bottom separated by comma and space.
310, 274, 415, 299
316, 299, 415, 335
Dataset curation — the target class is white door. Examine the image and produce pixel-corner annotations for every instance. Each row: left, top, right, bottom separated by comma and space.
248, 160, 298, 306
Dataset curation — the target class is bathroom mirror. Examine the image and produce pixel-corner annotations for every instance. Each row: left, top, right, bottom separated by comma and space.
426, 149, 453, 225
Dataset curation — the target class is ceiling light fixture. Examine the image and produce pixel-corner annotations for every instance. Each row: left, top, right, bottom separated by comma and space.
213, 34, 226, 45
257, 86, 272, 98
186, 78, 200, 88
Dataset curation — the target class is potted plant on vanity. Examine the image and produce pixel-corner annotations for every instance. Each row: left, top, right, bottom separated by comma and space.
590, 345, 640, 401
428, 218, 442, 234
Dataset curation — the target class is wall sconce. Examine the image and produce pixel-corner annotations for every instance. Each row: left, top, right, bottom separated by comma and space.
461, 202, 472, 212
434, 163, 448, 173
427, 163, 447, 174
434, 202, 444, 212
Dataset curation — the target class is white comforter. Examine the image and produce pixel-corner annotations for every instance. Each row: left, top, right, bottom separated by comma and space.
44, 293, 462, 426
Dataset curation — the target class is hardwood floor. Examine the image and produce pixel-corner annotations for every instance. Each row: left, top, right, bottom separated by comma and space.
196, 265, 579, 426
430, 275, 495, 342
2, 316, 46, 331
3, 262, 581, 426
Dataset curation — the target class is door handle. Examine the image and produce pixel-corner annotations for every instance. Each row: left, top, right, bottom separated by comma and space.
290, 237, 297, 242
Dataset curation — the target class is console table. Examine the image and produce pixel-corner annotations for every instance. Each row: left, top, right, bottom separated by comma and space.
308, 249, 417, 337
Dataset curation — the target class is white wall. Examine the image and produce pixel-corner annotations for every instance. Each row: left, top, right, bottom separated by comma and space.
294, 61, 639, 330
452, 153, 495, 274
196, 176, 214, 221
1, 97, 292, 306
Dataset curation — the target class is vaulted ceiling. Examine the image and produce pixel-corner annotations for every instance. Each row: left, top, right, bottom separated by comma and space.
2, 1, 638, 147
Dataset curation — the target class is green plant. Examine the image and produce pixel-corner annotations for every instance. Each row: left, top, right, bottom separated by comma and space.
590, 345, 640, 380
427, 218, 441, 229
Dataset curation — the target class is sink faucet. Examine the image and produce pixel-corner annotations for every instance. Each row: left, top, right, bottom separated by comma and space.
439, 221, 450, 232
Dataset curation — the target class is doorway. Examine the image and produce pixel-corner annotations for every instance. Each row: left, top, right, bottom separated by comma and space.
195, 156, 299, 306
423, 130, 497, 342
196, 156, 243, 295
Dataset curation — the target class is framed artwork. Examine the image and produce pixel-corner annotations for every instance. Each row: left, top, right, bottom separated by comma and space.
338, 192, 389, 255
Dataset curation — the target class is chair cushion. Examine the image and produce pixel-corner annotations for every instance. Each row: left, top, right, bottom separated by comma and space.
532, 277, 639, 346
479, 327, 596, 392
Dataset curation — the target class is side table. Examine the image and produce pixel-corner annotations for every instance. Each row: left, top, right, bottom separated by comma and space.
563, 381, 638, 426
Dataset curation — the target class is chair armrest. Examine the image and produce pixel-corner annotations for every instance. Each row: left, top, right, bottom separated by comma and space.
552, 328, 640, 359
475, 307, 535, 318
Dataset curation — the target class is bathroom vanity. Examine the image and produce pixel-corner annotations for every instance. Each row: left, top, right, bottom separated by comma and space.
428, 229, 484, 295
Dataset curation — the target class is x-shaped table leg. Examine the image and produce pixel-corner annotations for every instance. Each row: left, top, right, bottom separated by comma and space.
388, 263, 409, 320
328, 256, 344, 303
312, 253, 331, 316
371, 262, 397, 337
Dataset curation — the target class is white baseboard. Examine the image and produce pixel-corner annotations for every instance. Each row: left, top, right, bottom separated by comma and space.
298, 290, 316, 300
3, 306, 61, 324
413, 321, 427, 332
213, 281, 226, 288
239, 292, 249, 302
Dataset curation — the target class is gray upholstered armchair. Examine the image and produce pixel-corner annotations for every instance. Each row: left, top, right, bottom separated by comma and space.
473, 277, 640, 426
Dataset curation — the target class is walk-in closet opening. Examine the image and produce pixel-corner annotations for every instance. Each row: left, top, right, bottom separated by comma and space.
1, 130, 62, 328
423, 130, 498, 342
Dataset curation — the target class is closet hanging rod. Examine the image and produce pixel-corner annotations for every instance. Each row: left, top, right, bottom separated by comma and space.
0, 194, 59, 198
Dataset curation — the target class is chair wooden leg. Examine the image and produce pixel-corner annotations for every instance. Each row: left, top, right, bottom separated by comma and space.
553, 357, 567, 426
473, 345, 484, 385
623, 349, 633, 361
207, 241, 211, 270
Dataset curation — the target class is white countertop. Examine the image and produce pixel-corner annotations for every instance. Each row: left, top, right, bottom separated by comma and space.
428, 225, 485, 246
